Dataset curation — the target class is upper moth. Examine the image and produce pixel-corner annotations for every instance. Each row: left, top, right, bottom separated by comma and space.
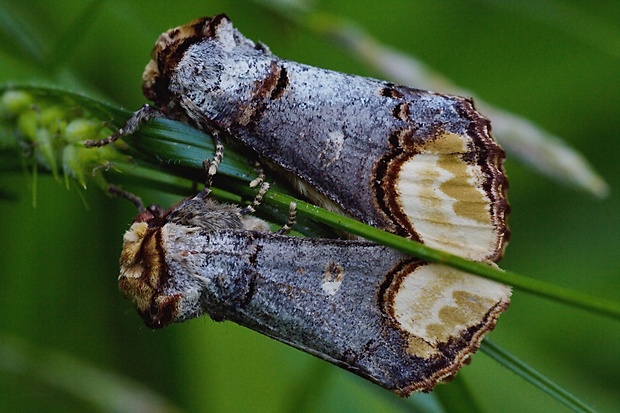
139, 14, 509, 263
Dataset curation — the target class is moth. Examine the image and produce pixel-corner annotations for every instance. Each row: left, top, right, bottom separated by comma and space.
133, 14, 509, 264
93, 14, 513, 395
119, 180, 510, 395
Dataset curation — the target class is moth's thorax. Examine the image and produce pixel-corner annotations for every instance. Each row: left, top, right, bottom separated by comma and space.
119, 221, 175, 328
142, 14, 259, 115
118, 192, 270, 328
119, 220, 209, 328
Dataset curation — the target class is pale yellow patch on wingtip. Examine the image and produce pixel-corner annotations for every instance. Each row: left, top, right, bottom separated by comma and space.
391, 263, 510, 358
419, 131, 468, 154
395, 132, 497, 260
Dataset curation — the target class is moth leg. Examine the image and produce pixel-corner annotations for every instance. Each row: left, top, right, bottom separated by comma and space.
239, 180, 270, 216
84, 104, 163, 147
248, 163, 265, 189
179, 96, 225, 179
277, 201, 297, 234
107, 185, 145, 213
202, 159, 215, 190
243, 164, 296, 232
239, 163, 270, 216
198, 126, 225, 193
207, 128, 224, 179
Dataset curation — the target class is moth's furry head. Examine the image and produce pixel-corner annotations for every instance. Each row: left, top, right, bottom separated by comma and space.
142, 14, 239, 110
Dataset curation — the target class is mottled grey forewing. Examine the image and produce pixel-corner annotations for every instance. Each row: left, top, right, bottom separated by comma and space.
159, 228, 509, 394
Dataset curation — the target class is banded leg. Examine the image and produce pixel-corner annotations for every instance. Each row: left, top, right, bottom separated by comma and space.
277, 201, 297, 234
239, 180, 270, 216
84, 104, 163, 147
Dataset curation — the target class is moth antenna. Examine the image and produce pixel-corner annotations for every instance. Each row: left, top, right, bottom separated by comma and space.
108, 185, 145, 213
277, 201, 297, 234
84, 104, 162, 147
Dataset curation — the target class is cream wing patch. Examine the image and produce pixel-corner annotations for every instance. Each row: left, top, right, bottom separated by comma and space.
390, 263, 511, 358
395, 132, 497, 260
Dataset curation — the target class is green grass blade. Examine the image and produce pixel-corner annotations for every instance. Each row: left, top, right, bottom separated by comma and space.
481, 340, 597, 413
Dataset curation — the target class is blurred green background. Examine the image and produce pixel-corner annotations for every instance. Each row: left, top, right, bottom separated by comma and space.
1, 1, 619, 412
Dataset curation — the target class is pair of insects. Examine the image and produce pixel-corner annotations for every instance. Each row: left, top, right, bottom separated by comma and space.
90, 14, 511, 395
